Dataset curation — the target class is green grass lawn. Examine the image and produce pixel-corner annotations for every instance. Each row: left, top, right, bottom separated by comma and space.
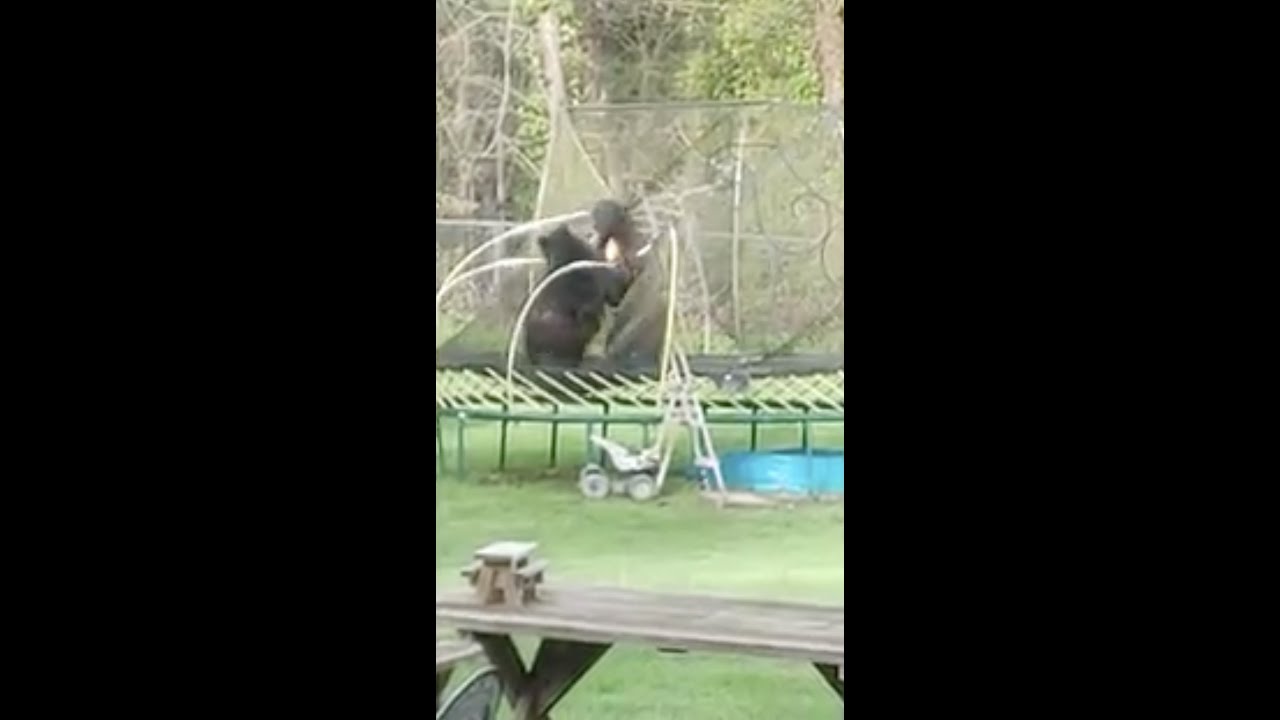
436, 423, 844, 719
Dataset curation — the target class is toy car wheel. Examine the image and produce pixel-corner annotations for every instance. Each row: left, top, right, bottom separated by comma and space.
626, 473, 657, 502
579, 467, 611, 500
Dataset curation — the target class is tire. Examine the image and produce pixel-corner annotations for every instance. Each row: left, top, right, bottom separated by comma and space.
626, 473, 657, 502
579, 468, 611, 500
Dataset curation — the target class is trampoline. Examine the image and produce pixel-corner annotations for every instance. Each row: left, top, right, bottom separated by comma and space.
436, 102, 843, 478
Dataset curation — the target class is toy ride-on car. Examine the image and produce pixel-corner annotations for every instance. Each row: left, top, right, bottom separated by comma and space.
579, 435, 661, 502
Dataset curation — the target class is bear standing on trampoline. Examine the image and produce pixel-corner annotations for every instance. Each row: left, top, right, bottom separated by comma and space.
524, 224, 613, 367
591, 199, 642, 304
592, 199, 668, 366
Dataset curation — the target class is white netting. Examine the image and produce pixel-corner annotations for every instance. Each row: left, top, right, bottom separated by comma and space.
438, 100, 843, 366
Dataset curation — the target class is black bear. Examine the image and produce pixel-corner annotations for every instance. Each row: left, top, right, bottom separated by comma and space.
592, 200, 641, 275
524, 224, 611, 367
590, 200, 668, 366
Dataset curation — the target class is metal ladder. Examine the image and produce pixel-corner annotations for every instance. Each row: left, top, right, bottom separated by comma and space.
654, 349, 726, 496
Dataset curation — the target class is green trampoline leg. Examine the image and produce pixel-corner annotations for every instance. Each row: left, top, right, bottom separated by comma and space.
804, 418, 814, 483
436, 410, 447, 474
456, 413, 468, 480
498, 417, 509, 472
585, 422, 600, 465
549, 420, 559, 467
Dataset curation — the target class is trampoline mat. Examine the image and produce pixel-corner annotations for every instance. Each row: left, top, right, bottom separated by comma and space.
434, 351, 843, 380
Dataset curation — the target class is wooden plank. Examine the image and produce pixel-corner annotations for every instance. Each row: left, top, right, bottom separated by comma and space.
600, 586, 842, 617
439, 608, 841, 666
488, 584, 844, 621
516, 558, 549, 581
475, 565, 498, 602
501, 567, 523, 608
472, 632, 527, 709
475, 541, 538, 564
441, 592, 842, 631
438, 586, 843, 666
443, 600, 843, 643
466, 634, 611, 720
440, 585, 844, 635
527, 639, 610, 717
815, 663, 844, 700
436, 639, 483, 670
440, 585, 844, 625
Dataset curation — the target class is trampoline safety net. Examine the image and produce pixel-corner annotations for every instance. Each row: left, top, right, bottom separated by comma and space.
436, 101, 843, 412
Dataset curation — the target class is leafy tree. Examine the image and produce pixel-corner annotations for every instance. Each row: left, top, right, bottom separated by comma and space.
678, 0, 822, 102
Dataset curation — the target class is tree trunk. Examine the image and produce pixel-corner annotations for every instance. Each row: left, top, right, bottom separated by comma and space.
573, 0, 624, 196
534, 12, 568, 216
574, 0, 609, 104
814, 0, 844, 108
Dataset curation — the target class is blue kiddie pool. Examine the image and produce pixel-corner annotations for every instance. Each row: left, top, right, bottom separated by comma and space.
716, 448, 844, 496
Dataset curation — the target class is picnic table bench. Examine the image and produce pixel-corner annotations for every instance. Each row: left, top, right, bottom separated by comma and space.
439, 547, 844, 719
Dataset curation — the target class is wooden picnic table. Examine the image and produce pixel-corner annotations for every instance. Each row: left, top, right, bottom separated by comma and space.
437, 583, 844, 719
435, 639, 483, 710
